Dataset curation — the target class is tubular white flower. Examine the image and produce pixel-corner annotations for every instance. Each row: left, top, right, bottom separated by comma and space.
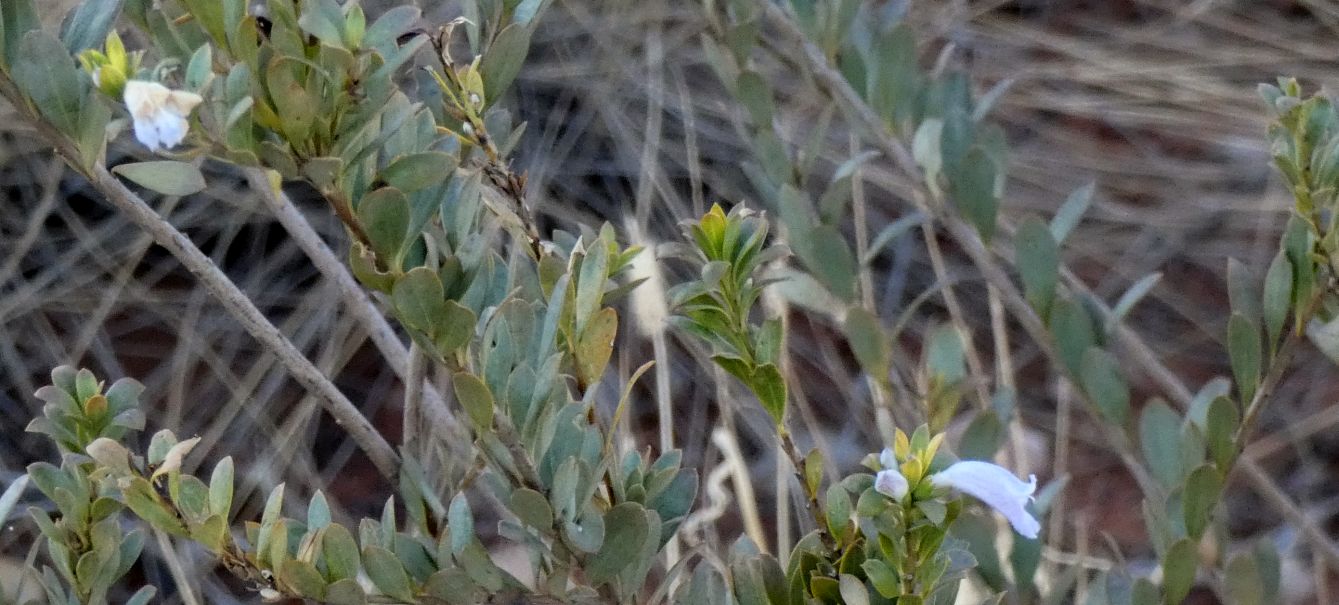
930, 460, 1040, 539
874, 468, 909, 500
123, 80, 203, 152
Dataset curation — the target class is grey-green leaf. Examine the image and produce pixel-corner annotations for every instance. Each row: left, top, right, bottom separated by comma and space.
1015, 215, 1058, 316
1182, 464, 1222, 539
113, 161, 207, 196
843, 307, 889, 379
480, 24, 532, 104
587, 502, 650, 586
1227, 313, 1261, 403
1139, 400, 1182, 487
1080, 347, 1129, 426
952, 147, 1000, 241
60, 0, 125, 53
204, 458, 232, 520
381, 152, 455, 193
453, 372, 494, 431
322, 524, 361, 582
1161, 538, 1197, 605
448, 492, 474, 556
1050, 182, 1095, 244
1262, 250, 1292, 350
362, 546, 414, 601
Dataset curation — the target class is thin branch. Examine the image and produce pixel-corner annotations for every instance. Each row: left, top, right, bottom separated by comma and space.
242, 169, 471, 455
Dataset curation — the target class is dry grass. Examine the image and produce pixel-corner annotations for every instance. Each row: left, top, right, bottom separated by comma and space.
2, 1, 1338, 603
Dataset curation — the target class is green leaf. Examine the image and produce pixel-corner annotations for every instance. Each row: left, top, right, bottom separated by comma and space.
480, 23, 532, 104
362, 546, 415, 602
122, 477, 187, 536
864, 213, 925, 264
325, 578, 368, 605
1161, 538, 1197, 605
208, 456, 234, 519
844, 307, 889, 379
1109, 273, 1162, 329
574, 238, 610, 336
838, 574, 870, 605
952, 147, 1000, 241
1227, 313, 1261, 403
322, 524, 361, 582
256, 483, 286, 567
749, 363, 788, 427
804, 449, 823, 498
1050, 296, 1097, 376
280, 559, 327, 599
575, 307, 618, 387
1262, 250, 1292, 349
796, 224, 857, 302
1080, 347, 1129, 426
925, 323, 967, 384
588, 502, 652, 586
959, 410, 1005, 461
0, 0, 39, 71
424, 568, 477, 604
303, 156, 344, 191
393, 267, 447, 332
1140, 399, 1183, 487
113, 161, 207, 196
1224, 551, 1263, 605
0, 475, 29, 527
180, 0, 229, 50
1204, 396, 1240, 470
825, 485, 852, 538
508, 488, 554, 531
1015, 215, 1058, 316
861, 559, 900, 598
1182, 464, 1222, 539
453, 372, 494, 431
912, 119, 944, 189
297, 0, 345, 48
266, 57, 316, 143
448, 492, 475, 556
358, 187, 411, 268
307, 490, 331, 530
1050, 183, 1095, 244
381, 152, 455, 193
736, 70, 775, 125
364, 6, 420, 53
434, 300, 476, 356
60, 0, 125, 53
1227, 258, 1261, 325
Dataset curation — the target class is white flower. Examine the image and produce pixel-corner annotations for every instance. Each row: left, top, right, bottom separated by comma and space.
874, 447, 909, 500
931, 460, 1040, 539
123, 80, 203, 152
875, 468, 909, 500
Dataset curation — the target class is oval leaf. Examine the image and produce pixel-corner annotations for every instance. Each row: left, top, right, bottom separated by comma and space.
113, 161, 206, 196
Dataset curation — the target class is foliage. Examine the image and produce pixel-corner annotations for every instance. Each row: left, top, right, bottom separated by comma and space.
0, 1, 1329, 604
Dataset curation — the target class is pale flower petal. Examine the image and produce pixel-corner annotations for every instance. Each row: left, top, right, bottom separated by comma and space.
152, 436, 201, 479
879, 447, 896, 470
874, 468, 909, 500
122, 80, 200, 152
931, 460, 1040, 539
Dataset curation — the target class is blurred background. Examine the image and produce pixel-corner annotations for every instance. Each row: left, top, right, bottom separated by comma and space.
3, 0, 1339, 603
